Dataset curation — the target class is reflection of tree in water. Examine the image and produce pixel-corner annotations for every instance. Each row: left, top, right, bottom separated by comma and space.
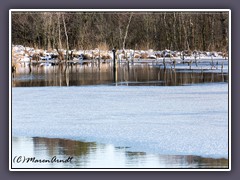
125, 151, 146, 158
125, 151, 147, 166
124, 151, 228, 168
33, 137, 97, 157
157, 155, 228, 168
12, 64, 228, 87
190, 156, 228, 168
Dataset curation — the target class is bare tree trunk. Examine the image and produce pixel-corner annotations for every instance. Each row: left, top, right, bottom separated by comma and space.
189, 16, 194, 50
181, 13, 189, 50
220, 12, 227, 49
62, 13, 69, 61
173, 13, 177, 50
123, 13, 133, 50
178, 14, 182, 50
52, 15, 56, 50
57, 13, 62, 50
163, 13, 170, 49
118, 21, 123, 48
211, 15, 215, 51
145, 14, 150, 49
47, 14, 52, 50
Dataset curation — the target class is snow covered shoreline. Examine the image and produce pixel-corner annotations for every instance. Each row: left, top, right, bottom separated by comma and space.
12, 45, 228, 63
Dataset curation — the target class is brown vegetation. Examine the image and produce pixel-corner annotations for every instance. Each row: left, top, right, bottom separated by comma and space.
11, 11, 229, 52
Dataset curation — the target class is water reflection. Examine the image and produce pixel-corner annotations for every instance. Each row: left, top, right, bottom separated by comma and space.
12, 137, 228, 169
33, 137, 97, 157
12, 63, 228, 87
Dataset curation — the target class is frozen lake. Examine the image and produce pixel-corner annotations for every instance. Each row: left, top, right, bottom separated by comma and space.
11, 83, 229, 168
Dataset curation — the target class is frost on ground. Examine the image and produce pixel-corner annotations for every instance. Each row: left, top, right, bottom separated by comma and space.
12, 83, 228, 158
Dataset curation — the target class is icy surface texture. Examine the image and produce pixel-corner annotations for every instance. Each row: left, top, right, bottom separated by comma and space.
12, 83, 228, 158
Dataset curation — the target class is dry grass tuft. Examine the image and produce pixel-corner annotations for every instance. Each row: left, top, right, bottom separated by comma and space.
97, 42, 109, 51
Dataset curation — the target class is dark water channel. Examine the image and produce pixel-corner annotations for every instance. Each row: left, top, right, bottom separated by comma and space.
12, 63, 228, 87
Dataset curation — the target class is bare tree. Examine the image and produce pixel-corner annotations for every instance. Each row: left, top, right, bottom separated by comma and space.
62, 13, 69, 60
122, 13, 133, 50
11, 11, 229, 52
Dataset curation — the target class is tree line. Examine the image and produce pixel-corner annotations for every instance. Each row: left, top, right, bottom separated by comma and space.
11, 11, 229, 52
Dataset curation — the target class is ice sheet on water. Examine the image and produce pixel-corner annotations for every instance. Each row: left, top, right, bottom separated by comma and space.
12, 83, 228, 158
